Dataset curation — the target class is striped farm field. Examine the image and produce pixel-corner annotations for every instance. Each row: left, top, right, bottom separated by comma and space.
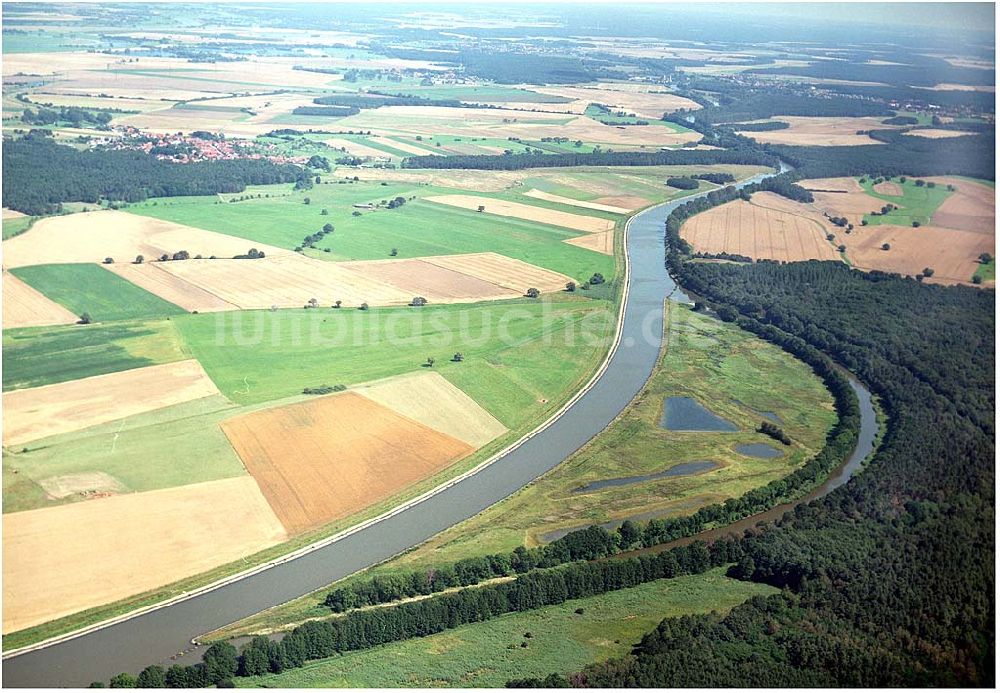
2, 271, 78, 329
425, 195, 616, 233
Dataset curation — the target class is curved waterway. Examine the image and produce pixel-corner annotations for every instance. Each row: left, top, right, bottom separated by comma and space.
3, 165, 876, 687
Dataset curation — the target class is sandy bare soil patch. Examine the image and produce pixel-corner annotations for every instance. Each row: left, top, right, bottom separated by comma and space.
426, 195, 614, 233
2, 210, 288, 269
3, 360, 220, 447
103, 263, 239, 313
423, 252, 574, 292
905, 129, 977, 139
800, 177, 865, 193
927, 177, 995, 234
155, 255, 413, 308
681, 193, 840, 263
842, 224, 993, 284
737, 116, 899, 146
338, 258, 516, 303
324, 138, 393, 159
38, 472, 127, 500
523, 189, 631, 214
873, 181, 904, 196
222, 393, 472, 534
565, 230, 615, 255
369, 136, 440, 156
2, 476, 285, 633
591, 195, 651, 210
2, 208, 27, 220
2, 272, 79, 329
354, 371, 506, 447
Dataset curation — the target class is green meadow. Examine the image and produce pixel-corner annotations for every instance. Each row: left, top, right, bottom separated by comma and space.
129, 183, 616, 282
860, 176, 953, 226
236, 568, 776, 688
173, 299, 614, 420
10, 263, 186, 322
2, 216, 34, 240
2, 319, 189, 391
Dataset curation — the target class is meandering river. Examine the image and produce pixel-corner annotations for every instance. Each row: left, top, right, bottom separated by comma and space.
2, 165, 877, 687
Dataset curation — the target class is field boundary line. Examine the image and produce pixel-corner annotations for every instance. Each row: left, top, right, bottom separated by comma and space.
1, 195, 674, 661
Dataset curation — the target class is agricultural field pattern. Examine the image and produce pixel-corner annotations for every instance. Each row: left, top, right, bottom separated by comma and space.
0, 2, 994, 690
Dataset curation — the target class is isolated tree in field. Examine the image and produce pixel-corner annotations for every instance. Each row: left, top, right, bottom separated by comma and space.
136, 665, 165, 688
390, 247, 398, 257
948, 184, 956, 192
900, 177, 907, 183
589, 272, 605, 285
307, 298, 318, 308
321, 208, 329, 215
333, 300, 342, 309
912, 221, 921, 228
973, 275, 983, 285
322, 223, 334, 233
78, 312, 92, 325
410, 296, 427, 306
160, 253, 169, 261
425, 356, 435, 367
172, 250, 190, 260
922, 267, 934, 277
882, 243, 891, 251
915, 179, 925, 187
452, 352, 464, 362
838, 244, 847, 253
103, 257, 114, 264
861, 219, 868, 226
565, 281, 576, 292
927, 181, 936, 189
133, 254, 143, 264
979, 253, 992, 264
826, 233, 835, 241
303, 197, 311, 205
477, 205, 485, 212
526, 287, 540, 298
359, 302, 369, 311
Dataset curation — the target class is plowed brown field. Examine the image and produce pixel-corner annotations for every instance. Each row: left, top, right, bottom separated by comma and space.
842, 224, 993, 283
221, 393, 473, 534
337, 258, 517, 302
565, 230, 615, 255
928, 177, 995, 234
680, 193, 840, 262
422, 252, 573, 292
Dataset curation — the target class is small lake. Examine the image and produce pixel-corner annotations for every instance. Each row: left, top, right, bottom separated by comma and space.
731, 398, 781, 424
573, 460, 720, 494
735, 443, 782, 458
660, 397, 738, 432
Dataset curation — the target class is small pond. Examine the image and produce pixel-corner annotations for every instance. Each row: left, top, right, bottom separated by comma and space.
735, 442, 783, 458
573, 460, 721, 494
660, 397, 738, 432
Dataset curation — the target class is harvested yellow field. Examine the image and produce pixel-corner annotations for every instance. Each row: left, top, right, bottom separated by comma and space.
222, 393, 473, 534
529, 84, 701, 118
2, 208, 27, 219
423, 252, 575, 292
324, 138, 393, 159
565, 230, 615, 255
103, 263, 239, 313
680, 193, 841, 262
904, 128, 976, 139
369, 136, 441, 156
2, 210, 288, 269
154, 255, 413, 308
425, 195, 614, 233
354, 371, 507, 447
2, 476, 285, 634
737, 116, 899, 146
3, 360, 220, 447
336, 167, 521, 192
523, 189, 631, 214
338, 258, 519, 303
2, 272, 79, 329
842, 224, 993, 284
592, 195, 651, 210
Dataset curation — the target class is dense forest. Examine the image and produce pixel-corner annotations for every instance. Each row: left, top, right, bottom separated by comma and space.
2, 134, 303, 215
674, 89, 893, 124
401, 148, 778, 170
511, 259, 994, 686
748, 56, 995, 88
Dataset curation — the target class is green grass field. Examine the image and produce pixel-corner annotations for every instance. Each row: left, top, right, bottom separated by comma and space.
3, 395, 247, 513
974, 257, 995, 282
129, 182, 616, 282
860, 176, 953, 227
2, 216, 34, 240
2, 319, 190, 391
236, 568, 776, 688
207, 302, 833, 638
174, 299, 613, 421
10, 264, 186, 323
